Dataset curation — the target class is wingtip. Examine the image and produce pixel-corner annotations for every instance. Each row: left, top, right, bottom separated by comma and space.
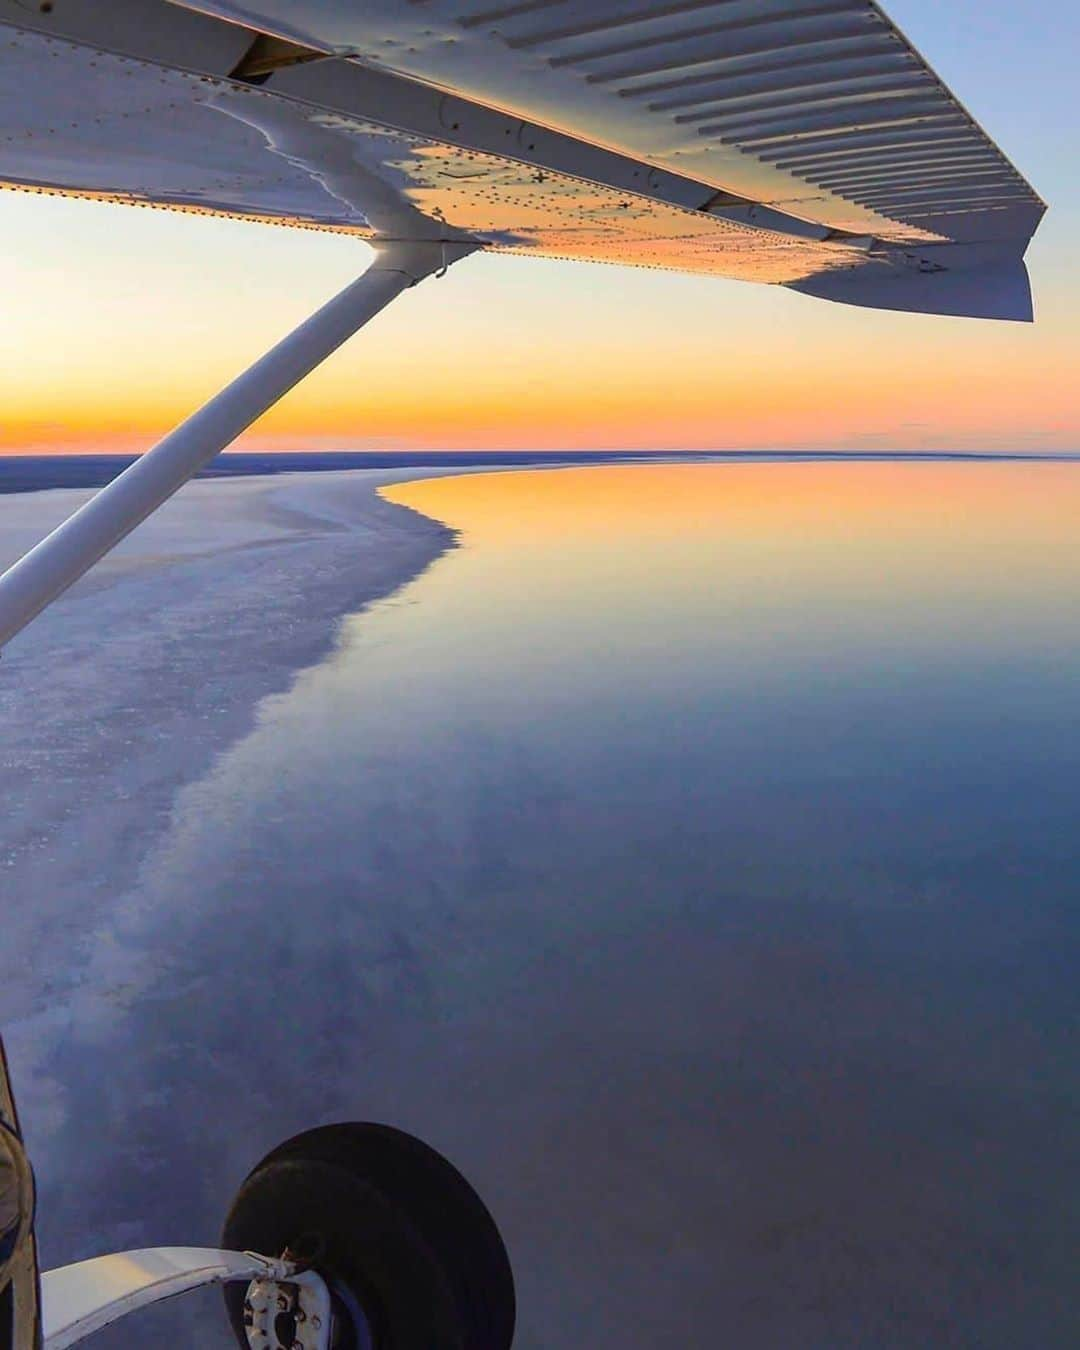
788, 258, 1035, 323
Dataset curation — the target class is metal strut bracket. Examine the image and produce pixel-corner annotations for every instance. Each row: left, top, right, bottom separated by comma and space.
0, 238, 475, 653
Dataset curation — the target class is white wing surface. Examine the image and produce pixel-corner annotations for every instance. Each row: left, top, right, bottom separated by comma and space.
0, 0, 1045, 318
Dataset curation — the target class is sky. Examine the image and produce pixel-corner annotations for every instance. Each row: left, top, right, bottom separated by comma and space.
1, 0, 1077, 456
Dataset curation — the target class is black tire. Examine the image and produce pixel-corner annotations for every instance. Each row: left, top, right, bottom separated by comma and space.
221, 1122, 515, 1350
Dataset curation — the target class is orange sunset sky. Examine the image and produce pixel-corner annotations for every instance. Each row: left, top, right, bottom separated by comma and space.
1, 0, 1076, 457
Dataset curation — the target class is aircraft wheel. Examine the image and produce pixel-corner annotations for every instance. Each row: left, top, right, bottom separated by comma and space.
221, 1122, 515, 1350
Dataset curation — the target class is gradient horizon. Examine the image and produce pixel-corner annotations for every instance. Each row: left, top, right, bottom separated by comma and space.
1, 0, 1077, 457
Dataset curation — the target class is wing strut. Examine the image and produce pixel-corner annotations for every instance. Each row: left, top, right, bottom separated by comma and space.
0, 239, 472, 651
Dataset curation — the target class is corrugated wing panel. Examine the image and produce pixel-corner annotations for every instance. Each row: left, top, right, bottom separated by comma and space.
175, 0, 1043, 245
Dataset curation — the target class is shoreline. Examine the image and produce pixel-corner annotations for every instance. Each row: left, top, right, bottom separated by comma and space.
0, 468, 465, 1042
2, 448, 1078, 497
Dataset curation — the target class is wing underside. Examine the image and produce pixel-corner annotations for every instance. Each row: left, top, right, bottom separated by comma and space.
0, 0, 1045, 318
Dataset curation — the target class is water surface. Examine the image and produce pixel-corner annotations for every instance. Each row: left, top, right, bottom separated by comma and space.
33, 463, 1080, 1346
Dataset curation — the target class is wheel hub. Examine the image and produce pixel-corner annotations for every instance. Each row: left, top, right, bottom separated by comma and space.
243, 1269, 333, 1350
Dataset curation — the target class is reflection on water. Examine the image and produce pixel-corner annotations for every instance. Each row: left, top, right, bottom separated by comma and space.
33, 465, 1080, 1347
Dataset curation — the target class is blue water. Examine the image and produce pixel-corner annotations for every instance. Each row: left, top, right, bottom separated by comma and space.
26, 462, 1080, 1347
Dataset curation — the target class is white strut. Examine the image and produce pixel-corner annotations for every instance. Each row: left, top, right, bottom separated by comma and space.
0, 239, 472, 651
39, 1246, 328, 1350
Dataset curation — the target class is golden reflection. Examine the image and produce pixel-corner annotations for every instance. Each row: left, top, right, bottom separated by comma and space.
386, 461, 1080, 547
384, 462, 1080, 637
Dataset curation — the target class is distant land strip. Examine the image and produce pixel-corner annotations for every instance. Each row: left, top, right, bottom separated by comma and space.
2, 450, 1078, 496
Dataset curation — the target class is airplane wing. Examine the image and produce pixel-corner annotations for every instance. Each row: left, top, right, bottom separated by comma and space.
0, 0, 1045, 318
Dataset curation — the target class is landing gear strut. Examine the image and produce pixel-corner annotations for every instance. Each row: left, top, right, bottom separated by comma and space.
3, 1036, 514, 1350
